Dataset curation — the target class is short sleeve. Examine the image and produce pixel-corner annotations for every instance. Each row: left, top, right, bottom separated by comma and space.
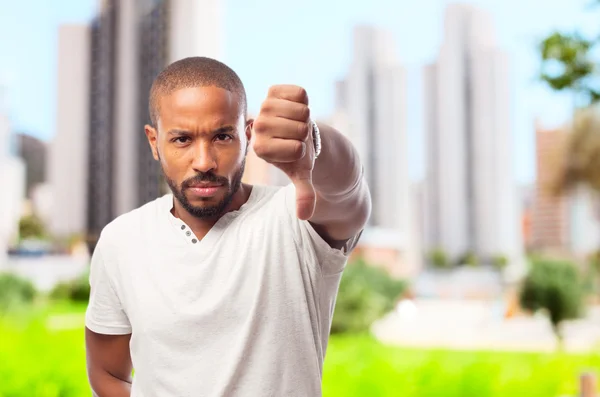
85, 235, 132, 335
282, 183, 363, 275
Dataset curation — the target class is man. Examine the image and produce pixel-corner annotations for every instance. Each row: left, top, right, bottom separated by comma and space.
85, 56, 371, 397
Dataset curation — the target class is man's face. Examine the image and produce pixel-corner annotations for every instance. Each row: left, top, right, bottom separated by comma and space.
145, 86, 250, 219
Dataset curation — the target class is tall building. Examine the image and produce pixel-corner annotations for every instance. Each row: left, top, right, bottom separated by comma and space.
49, 24, 91, 239
335, 25, 410, 231
85, 0, 222, 248
568, 188, 600, 256
531, 120, 600, 256
16, 133, 48, 198
334, 25, 419, 273
530, 121, 570, 251
424, 4, 522, 266
0, 90, 26, 266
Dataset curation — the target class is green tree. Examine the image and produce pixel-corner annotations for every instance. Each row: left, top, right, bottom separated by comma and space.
492, 254, 509, 270
519, 259, 585, 349
0, 272, 37, 313
428, 248, 450, 269
539, 31, 599, 106
454, 251, 479, 267
50, 271, 90, 303
538, 3, 600, 194
18, 214, 47, 241
331, 258, 407, 334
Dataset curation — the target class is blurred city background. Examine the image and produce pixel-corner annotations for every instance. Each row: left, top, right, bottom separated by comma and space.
1, 0, 600, 396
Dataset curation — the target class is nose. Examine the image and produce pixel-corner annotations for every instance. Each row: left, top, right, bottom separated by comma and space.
191, 142, 217, 173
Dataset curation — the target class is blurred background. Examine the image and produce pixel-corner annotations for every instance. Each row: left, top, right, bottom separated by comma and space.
1, 0, 600, 396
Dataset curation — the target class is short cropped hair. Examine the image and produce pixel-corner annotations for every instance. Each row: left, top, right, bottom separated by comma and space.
149, 56, 247, 126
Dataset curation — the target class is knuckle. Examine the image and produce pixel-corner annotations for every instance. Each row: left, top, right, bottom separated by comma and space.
291, 141, 305, 160
297, 122, 310, 140
252, 118, 267, 133
261, 98, 277, 114
295, 86, 308, 102
267, 85, 279, 97
300, 105, 310, 121
296, 86, 307, 97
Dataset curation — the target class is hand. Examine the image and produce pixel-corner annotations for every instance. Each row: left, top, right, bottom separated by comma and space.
252, 85, 316, 220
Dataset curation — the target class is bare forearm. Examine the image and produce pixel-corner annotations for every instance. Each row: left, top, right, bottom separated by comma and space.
310, 123, 371, 239
312, 123, 363, 198
90, 372, 132, 397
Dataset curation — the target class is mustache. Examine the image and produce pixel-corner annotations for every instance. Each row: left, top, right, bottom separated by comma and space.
181, 172, 230, 189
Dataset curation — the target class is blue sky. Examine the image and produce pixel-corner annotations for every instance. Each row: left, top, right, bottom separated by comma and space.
0, 0, 597, 183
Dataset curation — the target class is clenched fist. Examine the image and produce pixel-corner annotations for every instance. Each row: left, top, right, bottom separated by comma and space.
252, 85, 316, 221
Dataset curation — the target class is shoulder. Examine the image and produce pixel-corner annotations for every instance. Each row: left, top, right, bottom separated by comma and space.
241, 184, 289, 215
96, 195, 170, 254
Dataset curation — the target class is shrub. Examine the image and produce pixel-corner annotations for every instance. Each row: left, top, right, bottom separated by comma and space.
456, 251, 479, 267
428, 248, 450, 269
18, 214, 48, 241
519, 259, 585, 349
331, 259, 407, 334
0, 272, 37, 313
49, 272, 90, 303
492, 254, 508, 270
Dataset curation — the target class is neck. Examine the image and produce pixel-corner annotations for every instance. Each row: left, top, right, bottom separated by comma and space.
171, 183, 253, 240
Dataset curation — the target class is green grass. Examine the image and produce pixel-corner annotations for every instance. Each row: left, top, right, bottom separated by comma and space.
1, 304, 599, 396
323, 334, 600, 397
0, 303, 88, 397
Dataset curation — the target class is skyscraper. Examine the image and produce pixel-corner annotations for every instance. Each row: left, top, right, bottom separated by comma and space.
334, 26, 420, 274
49, 24, 91, 239
85, 0, 222, 249
87, 2, 117, 245
531, 121, 570, 251
531, 120, 600, 256
16, 133, 47, 198
0, 89, 26, 266
335, 25, 410, 232
424, 4, 522, 266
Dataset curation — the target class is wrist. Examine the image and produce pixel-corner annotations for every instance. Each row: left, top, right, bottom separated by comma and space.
311, 123, 363, 200
311, 120, 322, 159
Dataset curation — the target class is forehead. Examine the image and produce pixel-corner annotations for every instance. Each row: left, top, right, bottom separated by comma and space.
157, 86, 243, 128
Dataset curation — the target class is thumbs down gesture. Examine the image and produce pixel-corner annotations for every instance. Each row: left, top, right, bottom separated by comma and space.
252, 85, 317, 220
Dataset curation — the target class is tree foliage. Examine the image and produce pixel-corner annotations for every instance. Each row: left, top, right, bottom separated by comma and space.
0, 272, 37, 314
519, 259, 584, 348
331, 258, 407, 334
18, 215, 47, 241
539, 31, 599, 105
538, 5, 600, 197
427, 248, 450, 269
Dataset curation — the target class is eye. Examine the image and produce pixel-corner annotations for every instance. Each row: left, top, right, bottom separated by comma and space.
172, 136, 191, 145
215, 133, 233, 142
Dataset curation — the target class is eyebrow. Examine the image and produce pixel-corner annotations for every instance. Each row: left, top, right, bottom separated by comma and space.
166, 125, 236, 136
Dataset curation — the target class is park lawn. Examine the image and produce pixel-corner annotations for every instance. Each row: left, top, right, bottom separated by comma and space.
1, 304, 599, 397
323, 335, 600, 397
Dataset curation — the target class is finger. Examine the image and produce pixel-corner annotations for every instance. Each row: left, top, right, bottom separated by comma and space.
267, 85, 309, 105
252, 138, 306, 163
260, 98, 310, 122
291, 170, 316, 221
253, 117, 311, 141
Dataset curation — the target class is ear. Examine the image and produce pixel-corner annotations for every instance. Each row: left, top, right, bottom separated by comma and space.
245, 118, 254, 140
244, 118, 254, 153
144, 124, 159, 161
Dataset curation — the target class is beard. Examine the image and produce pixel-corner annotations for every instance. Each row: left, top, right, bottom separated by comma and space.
162, 158, 246, 220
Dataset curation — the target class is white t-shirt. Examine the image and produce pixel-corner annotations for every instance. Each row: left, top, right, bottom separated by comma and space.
85, 183, 361, 397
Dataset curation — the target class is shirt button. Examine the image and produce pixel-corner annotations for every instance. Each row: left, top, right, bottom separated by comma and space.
181, 225, 186, 230
186, 231, 191, 236
191, 239, 198, 244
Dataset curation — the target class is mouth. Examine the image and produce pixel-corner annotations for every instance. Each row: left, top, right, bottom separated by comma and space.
186, 184, 224, 198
